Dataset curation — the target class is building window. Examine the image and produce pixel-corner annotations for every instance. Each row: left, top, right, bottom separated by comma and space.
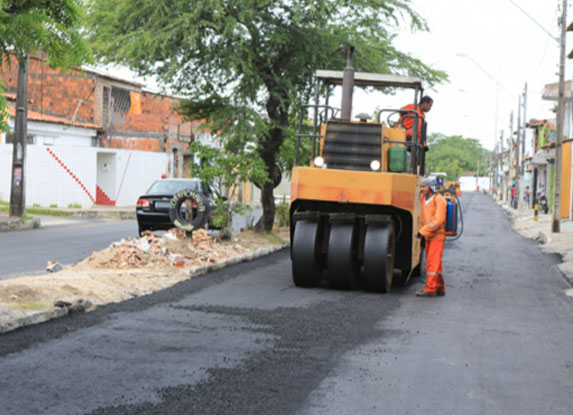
111, 87, 131, 114
102, 86, 110, 128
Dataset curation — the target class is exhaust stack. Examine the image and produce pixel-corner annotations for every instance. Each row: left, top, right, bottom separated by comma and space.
340, 46, 355, 121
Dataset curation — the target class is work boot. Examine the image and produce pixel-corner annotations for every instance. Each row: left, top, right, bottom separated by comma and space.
415, 290, 436, 297
436, 290, 446, 297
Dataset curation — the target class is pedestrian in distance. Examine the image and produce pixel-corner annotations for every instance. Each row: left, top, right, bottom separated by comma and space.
524, 186, 531, 207
510, 183, 515, 209
416, 177, 447, 297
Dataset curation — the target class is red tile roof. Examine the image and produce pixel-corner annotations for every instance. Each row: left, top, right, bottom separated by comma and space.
6, 105, 99, 129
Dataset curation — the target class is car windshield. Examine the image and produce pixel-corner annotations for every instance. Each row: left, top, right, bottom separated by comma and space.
146, 180, 200, 195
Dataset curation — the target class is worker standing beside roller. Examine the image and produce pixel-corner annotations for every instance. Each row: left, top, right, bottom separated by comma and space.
416, 177, 447, 297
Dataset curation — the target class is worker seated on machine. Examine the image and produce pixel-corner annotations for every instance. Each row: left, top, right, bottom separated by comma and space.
398, 96, 433, 150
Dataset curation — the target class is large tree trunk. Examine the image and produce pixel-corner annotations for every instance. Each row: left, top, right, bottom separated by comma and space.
255, 129, 282, 232
255, 91, 288, 232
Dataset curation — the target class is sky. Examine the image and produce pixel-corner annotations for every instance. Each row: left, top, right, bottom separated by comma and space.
97, 0, 564, 152
387, 0, 563, 151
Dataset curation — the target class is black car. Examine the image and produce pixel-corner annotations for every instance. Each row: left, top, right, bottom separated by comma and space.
136, 178, 217, 235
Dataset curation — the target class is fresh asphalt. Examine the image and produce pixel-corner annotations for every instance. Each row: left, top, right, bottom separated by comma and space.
0, 193, 572, 414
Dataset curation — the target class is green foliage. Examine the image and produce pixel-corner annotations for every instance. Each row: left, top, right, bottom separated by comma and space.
426, 133, 492, 181
87, 0, 448, 231
274, 198, 290, 228
188, 138, 264, 239
67, 203, 82, 208
0, 206, 72, 216
0, 0, 92, 130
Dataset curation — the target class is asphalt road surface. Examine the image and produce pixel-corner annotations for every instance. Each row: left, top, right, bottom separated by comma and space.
1, 192, 573, 415
0, 219, 138, 279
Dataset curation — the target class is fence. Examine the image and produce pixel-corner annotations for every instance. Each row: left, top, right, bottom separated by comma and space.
0, 144, 169, 207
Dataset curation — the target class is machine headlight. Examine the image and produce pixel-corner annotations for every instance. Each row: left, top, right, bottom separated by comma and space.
370, 160, 381, 171
314, 156, 325, 167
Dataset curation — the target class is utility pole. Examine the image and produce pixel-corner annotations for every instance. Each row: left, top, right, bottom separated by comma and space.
515, 94, 522, 208
476, 153, 480, 190
553, 0, 567, 233
522, 83, 528, 177
9, 54, 29, 217
499, 130, 504, 201
508, 111, 514, 207
521, 83, 528, 209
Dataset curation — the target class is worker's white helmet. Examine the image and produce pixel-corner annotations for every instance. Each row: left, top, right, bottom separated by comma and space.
421, 177, 436, 192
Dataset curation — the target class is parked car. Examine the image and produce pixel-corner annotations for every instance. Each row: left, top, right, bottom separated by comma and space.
136, 178, 217, 235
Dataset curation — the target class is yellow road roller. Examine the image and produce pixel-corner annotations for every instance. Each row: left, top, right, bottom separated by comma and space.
290, 48, 427, 293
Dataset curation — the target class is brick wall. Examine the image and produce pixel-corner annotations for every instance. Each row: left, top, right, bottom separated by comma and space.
1, 55, 199, 154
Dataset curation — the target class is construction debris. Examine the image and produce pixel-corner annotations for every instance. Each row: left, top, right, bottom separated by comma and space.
83, 228, 251, 271
46, 261, 63, 273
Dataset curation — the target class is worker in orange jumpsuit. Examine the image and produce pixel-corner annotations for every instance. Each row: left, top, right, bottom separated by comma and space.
398, 96, 433, 146
416, 177, 447, 297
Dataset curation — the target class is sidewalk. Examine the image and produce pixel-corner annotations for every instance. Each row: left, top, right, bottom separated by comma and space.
495, 196, 573, 289
0, 205, 135, 232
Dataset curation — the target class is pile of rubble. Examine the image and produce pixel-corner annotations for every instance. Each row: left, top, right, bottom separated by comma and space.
83, 228, 249, 271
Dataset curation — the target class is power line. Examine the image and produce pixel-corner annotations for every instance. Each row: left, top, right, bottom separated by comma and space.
508, 0, 560, 43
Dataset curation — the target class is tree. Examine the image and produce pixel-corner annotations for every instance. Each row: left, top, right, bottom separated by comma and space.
426, 133, 492, 181
188, 135, 268, 239
0, 0, 91, 216
87, 0, 447, 231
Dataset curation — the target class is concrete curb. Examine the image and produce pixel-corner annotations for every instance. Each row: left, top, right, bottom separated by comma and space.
187, 242, 290, 277
0, 299, 92, 335
0, 217, 41, 233
68, 210, 136, 220
0, 243, 289, 335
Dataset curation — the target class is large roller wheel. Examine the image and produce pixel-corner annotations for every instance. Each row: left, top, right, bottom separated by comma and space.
292, 220, 322, 287
363, 223, 395, 293
327, 223, 358, 290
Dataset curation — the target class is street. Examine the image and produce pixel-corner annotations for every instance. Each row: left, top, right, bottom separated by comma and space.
0, 219, 138, 279
1, 192, 573, 415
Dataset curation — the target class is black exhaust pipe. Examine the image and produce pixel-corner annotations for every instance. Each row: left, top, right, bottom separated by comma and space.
340, 46, 355, 121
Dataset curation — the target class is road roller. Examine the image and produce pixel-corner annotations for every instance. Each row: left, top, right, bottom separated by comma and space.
290, 47, 428, 293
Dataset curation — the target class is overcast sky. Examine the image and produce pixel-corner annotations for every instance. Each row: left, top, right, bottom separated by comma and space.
389, 0, 563, 150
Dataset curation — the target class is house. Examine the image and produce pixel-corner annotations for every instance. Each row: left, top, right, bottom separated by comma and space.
0, 55, 200, 207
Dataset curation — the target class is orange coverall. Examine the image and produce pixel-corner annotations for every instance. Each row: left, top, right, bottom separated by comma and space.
419, 192, 447, 294
399, 104, 426, 143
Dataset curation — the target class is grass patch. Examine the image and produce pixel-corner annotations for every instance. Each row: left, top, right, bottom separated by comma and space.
26, 208, 73, 217
20, 215, 34, 222
11, 302, 50, 312
68, 203, 82, 209
0, 200, 8, 206
0, 206, 73, 217
49, 203, 58, 208
264, 231, 287, 245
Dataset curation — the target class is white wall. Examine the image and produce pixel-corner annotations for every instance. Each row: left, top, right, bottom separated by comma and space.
1, 119, 96, 146
460, 175, 490, 192
0, 144, 169, 207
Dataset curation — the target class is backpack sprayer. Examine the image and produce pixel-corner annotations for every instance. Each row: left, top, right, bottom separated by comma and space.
440, 187, 463, 241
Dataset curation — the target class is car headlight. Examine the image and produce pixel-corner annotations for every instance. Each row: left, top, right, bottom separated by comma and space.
370, 160, 381, 171
314, 156, 325, 167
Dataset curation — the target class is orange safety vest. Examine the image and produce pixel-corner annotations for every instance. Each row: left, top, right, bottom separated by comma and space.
419, 192, 447, 241
399, 104, 426, 139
